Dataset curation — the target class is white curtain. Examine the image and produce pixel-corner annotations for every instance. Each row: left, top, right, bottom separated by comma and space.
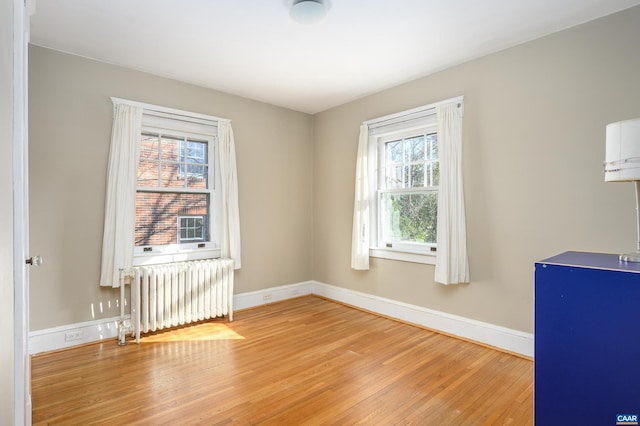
100, 103, 143, 287
434, 102, 469, 285
351, 124, 370, 270
218, 121, 242, 269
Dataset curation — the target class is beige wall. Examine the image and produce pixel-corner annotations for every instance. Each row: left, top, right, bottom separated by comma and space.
29, 46, 314, 330
313, 6, 640, 333
29, 6, 640, 335
1, 0, 16, 421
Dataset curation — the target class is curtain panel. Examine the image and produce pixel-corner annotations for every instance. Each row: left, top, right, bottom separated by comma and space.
100, 103, 143, 287
434, 102, 469, 285
351, 124, 371, 270
218, 121, 242, 269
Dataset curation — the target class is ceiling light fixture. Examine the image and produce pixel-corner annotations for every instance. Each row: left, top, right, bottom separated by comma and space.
290, 0, 329, 25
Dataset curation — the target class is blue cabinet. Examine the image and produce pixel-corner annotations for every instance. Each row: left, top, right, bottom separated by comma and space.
535, 251, 640, 425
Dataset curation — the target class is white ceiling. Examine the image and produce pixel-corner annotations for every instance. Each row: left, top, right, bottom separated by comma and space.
30, 0, 640, 114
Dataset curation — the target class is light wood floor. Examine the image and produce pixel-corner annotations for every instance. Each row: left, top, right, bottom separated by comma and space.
31, 296, 533, 425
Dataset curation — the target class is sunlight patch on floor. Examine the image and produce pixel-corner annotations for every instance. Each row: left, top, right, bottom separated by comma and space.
139, 321, 245, 342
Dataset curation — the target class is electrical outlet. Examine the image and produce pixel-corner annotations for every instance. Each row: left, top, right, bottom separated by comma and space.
65, 330, 83, 341
262, 293, 272, 301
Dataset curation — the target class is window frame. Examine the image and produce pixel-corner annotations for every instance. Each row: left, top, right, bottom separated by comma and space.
133, 115, 222, 266
369, 115, 438, 265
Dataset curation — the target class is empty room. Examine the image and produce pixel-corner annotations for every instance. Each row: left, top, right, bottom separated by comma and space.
3, 0, 640, 424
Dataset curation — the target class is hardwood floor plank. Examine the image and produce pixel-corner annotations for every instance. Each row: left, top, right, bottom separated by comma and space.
31, 295, 532, 424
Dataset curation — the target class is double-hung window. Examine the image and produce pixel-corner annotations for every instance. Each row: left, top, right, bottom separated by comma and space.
368, 112, 439, 264
354, 96, 467, 281
352, 96, 468, 281
100, 98, 241, 288
134, 114, 221, 264
378, 128, 439, 253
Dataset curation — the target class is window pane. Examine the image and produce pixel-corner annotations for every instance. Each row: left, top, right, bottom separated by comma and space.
187, 140, 207, 164
405, 136, 425, 162
138, 134, 160, 187
137, 160, 158, 187
380, 191, 437, 244
161, 136, 181, 163
410, 164, 424, 187
140, 134, 159, 161
427, 133, 438, 160
135, 192, 209, 246
160, 163, 186, 188
386, 140, 403, 164
186, 164, 208, 189
429, 161, 440, 187
403, 165, 411, 188
386, 166, 403, 189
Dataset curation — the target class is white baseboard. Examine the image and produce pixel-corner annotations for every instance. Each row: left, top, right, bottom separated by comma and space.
233, 281, 313, 311
30, 280, 533, 358
310, 281, 534, 358
29, 316, 127, 355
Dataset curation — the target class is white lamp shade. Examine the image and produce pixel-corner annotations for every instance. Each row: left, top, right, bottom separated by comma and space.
290, 0, 327, 24
605, 118, 640, 182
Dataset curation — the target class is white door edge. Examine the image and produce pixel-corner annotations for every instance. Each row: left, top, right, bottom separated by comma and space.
13, 0, 30, 424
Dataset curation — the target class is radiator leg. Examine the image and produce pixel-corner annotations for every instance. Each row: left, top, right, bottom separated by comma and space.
117, 320, 127, 346
135, 269, 141, 344
118, 272, 127, 345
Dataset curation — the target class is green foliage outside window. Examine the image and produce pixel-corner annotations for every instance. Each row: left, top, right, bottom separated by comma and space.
383, 192, 437, 244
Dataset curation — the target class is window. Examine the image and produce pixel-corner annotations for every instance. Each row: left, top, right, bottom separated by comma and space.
100, 98, 241, 288
370, 117, 439, 263
351, 96, 468, 282
378, 130, 439, 252
178, 215, 206, 243
134, 114, 221, 264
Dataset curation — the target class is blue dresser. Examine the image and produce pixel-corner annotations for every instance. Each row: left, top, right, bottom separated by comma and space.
535, 251, 640, 425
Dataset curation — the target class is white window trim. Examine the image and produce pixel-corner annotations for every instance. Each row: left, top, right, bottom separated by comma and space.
364, 98, 462, 266
370, 247, 436, 265
132, 111, 222, 266
133, 247, 221, 266
111, 97, 230, 126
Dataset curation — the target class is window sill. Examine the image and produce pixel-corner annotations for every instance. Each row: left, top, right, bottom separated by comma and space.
370, 247, 436, 265
133, 248, 220, 266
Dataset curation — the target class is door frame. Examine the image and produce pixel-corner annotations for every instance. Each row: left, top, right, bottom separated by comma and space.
13, 0, 30, 423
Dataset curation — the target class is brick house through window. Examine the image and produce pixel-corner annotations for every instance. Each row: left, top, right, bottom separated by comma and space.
135, 128, 217, 250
